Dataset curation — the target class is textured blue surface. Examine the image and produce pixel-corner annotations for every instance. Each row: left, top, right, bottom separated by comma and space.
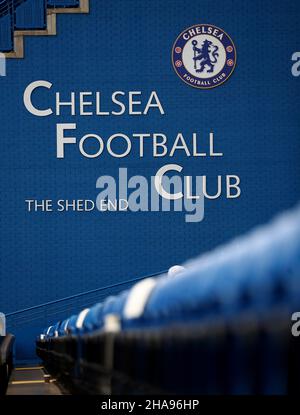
15, 0, 46, 30
47, 0, 79, 6
0, 10, 12, 51
0, 1, 299, 359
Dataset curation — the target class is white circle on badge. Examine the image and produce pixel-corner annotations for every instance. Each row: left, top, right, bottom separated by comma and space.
182, 34, 226, 79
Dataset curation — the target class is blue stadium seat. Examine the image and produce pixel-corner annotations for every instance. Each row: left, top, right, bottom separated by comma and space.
81, 303, 103, 333
58, 319, 69, 336
65, 314, 78, 334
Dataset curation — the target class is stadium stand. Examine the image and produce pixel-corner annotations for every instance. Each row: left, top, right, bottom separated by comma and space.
36, 204, 300, 395
0, 314, 15, 395
0, 0, 89, 57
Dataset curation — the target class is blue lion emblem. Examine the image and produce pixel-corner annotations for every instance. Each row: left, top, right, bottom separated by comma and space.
192, 39, 219, 73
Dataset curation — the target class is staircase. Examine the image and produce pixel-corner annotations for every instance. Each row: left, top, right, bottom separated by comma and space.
0, 0, 89, 58
7, 366, 62, 395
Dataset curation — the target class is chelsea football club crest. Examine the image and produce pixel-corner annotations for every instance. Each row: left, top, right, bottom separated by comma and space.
172, 24, 237, 89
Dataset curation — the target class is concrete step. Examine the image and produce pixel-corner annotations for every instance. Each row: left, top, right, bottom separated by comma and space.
6, 366, 62, 395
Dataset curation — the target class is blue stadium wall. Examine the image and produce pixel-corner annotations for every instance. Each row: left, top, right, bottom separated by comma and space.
0, 0, 299, 360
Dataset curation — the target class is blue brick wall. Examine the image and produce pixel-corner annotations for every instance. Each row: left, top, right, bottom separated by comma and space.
0, 0, 299, 359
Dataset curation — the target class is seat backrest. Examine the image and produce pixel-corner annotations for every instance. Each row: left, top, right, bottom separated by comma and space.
0, 313, 5, 336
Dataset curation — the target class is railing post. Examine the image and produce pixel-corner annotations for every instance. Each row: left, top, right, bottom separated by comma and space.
0, 312, 6, 336
0, 52, 6, 76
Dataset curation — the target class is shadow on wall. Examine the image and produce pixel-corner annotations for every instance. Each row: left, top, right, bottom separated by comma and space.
11, 326, 42, 363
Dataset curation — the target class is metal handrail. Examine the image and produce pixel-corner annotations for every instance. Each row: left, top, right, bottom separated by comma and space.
5, 270, 166, 318
0, 1, 27, 18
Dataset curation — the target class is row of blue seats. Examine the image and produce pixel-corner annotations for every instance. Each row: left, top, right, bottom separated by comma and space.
36, 204, 300, 394
0, 0, 79, 52
41, 290, 129, 339
41, 204, 300, 339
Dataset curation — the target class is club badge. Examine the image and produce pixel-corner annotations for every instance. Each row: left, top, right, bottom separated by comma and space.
172, 24, 237, 89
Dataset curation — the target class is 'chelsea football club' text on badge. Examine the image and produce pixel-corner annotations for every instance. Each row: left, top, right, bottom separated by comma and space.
172, 24, 237, 89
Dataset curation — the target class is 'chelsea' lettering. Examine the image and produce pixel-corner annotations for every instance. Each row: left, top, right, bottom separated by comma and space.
23, 81, 165, 117
182, 25, 224, 41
